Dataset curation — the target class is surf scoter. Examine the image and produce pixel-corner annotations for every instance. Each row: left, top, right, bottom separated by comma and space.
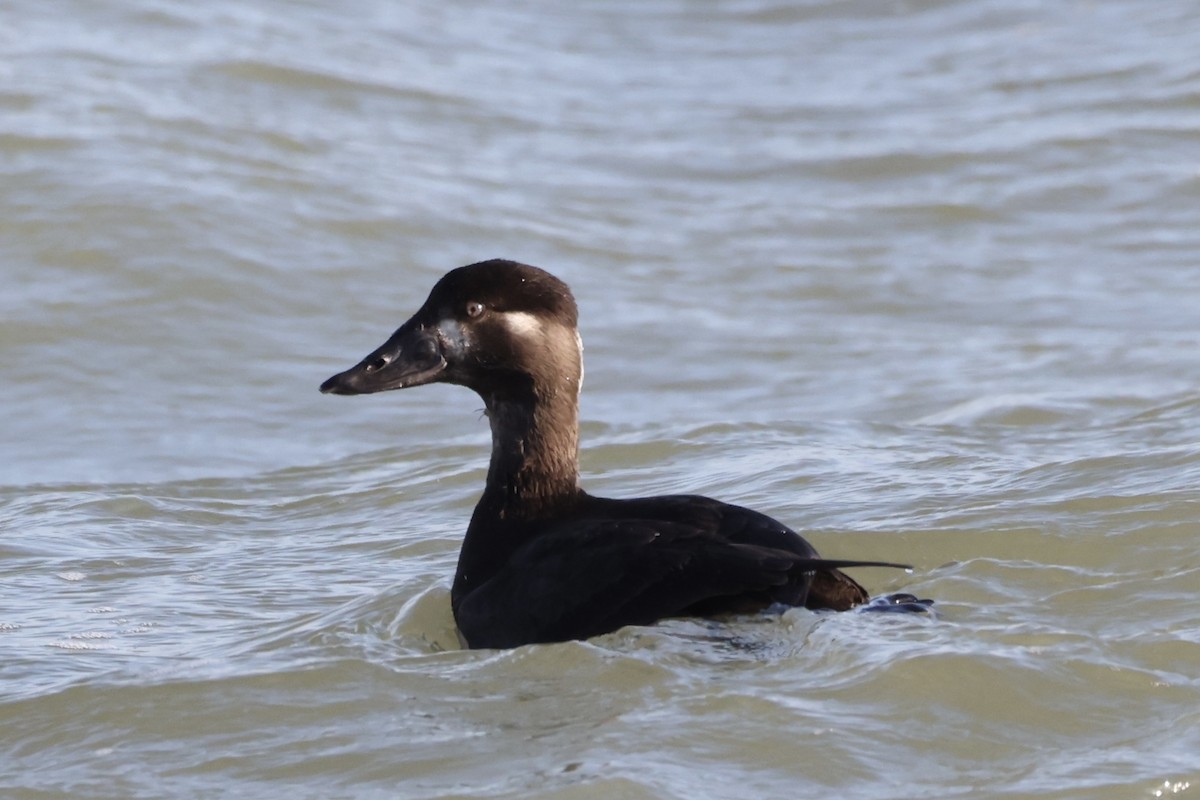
321, 259, 925, 648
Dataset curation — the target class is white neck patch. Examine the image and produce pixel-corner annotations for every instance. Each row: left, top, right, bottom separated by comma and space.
502, 311, 543, 337
575, 330, 585, 397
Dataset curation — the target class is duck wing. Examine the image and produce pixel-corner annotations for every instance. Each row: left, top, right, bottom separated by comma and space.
453, 509, 905, 648
600, 494, 899, 614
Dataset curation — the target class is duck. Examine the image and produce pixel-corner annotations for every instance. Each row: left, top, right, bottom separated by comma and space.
320, 259, 926, 649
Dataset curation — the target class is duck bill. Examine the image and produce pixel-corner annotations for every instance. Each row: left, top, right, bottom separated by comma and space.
320, 318, 448, 395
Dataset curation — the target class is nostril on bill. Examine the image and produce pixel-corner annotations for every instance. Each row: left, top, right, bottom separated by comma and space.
365, 354, 391, 373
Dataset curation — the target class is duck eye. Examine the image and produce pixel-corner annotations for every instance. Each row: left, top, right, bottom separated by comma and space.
465, 301, 485, 319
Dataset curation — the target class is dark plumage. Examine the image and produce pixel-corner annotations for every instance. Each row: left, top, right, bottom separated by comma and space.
321, 260, 924, 649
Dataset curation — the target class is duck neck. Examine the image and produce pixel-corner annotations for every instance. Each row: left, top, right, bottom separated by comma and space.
479, 381, 582, 517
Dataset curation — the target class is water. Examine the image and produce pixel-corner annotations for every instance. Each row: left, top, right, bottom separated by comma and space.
3, 0, 1199, 796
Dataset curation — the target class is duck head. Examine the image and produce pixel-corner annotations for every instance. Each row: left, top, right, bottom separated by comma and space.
320, 259, 582, 402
